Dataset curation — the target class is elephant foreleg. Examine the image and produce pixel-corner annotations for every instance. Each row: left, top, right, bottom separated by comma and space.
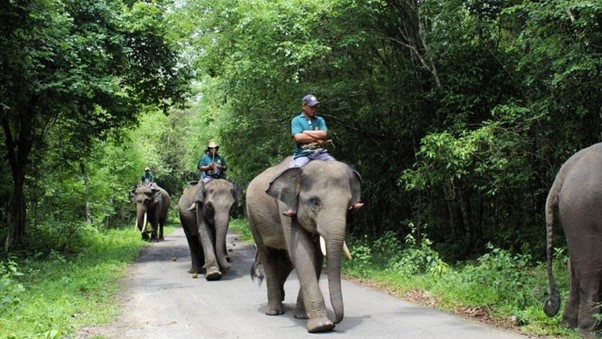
295, 239, 324, 320
197, 217, 221, 280
290, 227, 333, 333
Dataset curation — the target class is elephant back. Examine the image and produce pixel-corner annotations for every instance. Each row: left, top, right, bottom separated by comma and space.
247, 157, 292, 197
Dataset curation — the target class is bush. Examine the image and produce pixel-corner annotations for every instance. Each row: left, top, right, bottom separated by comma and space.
0, 256, 25, 313
394, 223, 448, 276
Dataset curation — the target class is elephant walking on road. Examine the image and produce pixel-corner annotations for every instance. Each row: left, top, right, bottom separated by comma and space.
178, 179, 242, 280
246, 157, 361, 333
544, 142, 602, 333
132, 184, 171, 241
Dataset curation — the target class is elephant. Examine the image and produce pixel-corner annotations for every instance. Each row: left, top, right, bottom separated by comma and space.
246, 157, 361, 333
132, 184, 171, 241
544, 142, 602, 332
178, 179, 242, 280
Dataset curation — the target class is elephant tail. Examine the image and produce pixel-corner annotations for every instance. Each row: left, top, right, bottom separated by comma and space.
250, 244, 264, 285
543, 171, 562, 317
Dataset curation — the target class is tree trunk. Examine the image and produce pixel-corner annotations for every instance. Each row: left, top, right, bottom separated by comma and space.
2, 105, 34, 250
5, 175, 26, 250
80, 162, 92, 225
457, 189, 471, 244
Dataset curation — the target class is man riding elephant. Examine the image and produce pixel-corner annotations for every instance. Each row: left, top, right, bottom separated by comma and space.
282, 94, 363, 217
188, 140, 228, 211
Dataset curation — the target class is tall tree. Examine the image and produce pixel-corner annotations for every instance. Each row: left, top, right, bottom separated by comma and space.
0, 0, 190, 249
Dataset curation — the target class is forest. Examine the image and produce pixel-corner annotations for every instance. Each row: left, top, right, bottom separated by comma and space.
3, 0, 601, 258
1, 0, 602, 335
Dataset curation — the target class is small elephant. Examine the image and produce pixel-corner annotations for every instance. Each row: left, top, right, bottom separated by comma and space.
132, 184, 171, 241
246, 157, 361, 333
178, 179, 242, 280
544, 142, 602, 332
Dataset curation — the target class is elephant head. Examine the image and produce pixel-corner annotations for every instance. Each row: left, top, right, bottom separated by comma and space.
266, 160, 361, 324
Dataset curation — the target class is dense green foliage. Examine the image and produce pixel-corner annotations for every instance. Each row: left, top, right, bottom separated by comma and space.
172, 0, 602, 261
0, 0, 190, 248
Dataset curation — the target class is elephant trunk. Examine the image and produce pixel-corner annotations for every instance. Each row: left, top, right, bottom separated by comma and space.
214, 213, 231, 271
324, 226, 346, 324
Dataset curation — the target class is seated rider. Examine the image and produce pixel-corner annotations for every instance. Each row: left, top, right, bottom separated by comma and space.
283, 94, 363, 217
140, 167, 154, 186
188, 141, 228, 211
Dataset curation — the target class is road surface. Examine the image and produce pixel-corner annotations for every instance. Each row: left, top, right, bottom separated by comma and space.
79, 227, 526, 338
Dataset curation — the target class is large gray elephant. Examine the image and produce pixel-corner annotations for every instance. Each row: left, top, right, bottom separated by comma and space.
544, 142, 602, 332
132, 184, 171, 241
246, 157, 361, 333
178, 179, 242, 280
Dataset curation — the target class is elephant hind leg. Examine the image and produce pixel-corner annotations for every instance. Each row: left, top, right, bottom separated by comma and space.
158, 222, 165, 240
262, 247, 292, 316
575, 272, 602, 331
562, 260, 579, 328
295, 291, 308, 319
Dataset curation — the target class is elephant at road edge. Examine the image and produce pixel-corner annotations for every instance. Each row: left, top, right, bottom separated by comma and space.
132, 184, 171, 241
246, 157, 361, 333
544, 142, 602, 333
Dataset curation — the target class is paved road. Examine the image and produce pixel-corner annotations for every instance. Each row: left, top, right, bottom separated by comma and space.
80, 227, 526, 339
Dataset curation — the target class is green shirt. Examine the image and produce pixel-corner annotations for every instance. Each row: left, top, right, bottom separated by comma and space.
140, 172, 154, 182
197, 153, 227, 179
291, 113, 328, 158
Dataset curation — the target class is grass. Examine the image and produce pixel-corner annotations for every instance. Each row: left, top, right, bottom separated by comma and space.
0, 225, 177, 338
229, 218, 254, 242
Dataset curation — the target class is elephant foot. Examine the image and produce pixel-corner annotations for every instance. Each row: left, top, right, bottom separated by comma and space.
189, 266, 202, 274
294, 306, 308, 319
265, 302, 284, 316
205, 266, 222, 281
307, 317, 335, 333
220, 262, 231, 271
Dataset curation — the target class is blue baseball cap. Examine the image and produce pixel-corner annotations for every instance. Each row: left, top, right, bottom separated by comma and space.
302, 94, 320, 106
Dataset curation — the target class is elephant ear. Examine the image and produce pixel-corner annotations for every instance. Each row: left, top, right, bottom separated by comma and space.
349, 169, 362, 204
231, 182, 243, 203
267, 167, 301, 211
153, 189, 163, 203
193, 182, 205, 204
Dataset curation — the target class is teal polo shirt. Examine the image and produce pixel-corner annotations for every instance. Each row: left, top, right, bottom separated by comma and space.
291, 112, 328, 158
197, 154, 227, 179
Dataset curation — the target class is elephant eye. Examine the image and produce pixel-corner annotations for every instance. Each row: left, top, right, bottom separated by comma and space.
308, 197, 321, 209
